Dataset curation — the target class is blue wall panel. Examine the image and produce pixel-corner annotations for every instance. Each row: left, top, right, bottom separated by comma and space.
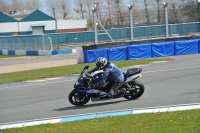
52, 49, 72, 55
128, 44, 152, 60
84, 48, 108, 63
152, 42, 175, 57
26, 50, 38, 55
175, 40, 199, 55
8, 50, 15, 55
199, 40, 200, 53
108, 46, 128, 61
0, 32, 13, 36
0, 50, 2, 55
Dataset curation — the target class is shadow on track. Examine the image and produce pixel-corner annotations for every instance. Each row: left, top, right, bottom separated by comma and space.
54, 99, 129, 111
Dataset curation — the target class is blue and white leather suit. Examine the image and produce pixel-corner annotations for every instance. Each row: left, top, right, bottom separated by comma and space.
89, 62, 124, 97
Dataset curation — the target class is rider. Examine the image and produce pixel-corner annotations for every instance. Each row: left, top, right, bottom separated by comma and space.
88, 57, 125, 98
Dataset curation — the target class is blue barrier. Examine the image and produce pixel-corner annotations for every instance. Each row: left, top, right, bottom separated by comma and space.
128, 44, 152, 60
0, 50, 2, 55
52, 49, 72, 55
84, 48, 108, 63
26, 50, 38, 55
199, 40, 200, 53
175, 40, 199, 55
108, 46, 128, 61
83, 39, 200, 63
152, 42, 175, 57
8, 50, 15, 55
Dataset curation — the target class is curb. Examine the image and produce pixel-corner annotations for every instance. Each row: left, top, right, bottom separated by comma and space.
0, 49, 76, 56
0, 103, 200, 130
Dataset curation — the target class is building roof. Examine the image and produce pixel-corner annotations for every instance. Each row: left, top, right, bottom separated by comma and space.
0, 11, 18, 23
4, 9, 55, 22
6, 10, 33, 21
20, 10, 55, 22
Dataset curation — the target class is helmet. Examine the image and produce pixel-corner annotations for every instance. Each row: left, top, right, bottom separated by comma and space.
96, 57, 107, 70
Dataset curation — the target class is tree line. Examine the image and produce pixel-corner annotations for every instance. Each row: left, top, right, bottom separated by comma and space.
0, 0, 199, 26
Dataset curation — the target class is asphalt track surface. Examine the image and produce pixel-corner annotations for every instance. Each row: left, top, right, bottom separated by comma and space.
0, 54, 200, 124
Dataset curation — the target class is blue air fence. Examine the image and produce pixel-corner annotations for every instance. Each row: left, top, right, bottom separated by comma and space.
0, 22, 200, 50
83, 39, 200, 63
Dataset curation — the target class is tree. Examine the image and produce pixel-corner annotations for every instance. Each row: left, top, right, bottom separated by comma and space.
45, 0, 59, 18
115, 0, 124, 25
105, 0, 112, 25
143, 0, 150, 24
131, 0, 143, 24
58, 0, 70, 19
155, 0, 162, 23
168, 0, 181, 23
86, 0, 94, 25
0, 0, 6, 12
181, 0, 199, 22
75, 0, 87, 19
11, 0, 23, 11
23, 0, 41, 10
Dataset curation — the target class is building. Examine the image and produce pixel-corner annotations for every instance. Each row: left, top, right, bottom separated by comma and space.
0, 10, 88, 36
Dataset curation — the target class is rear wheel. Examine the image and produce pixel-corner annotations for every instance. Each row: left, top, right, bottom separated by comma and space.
68, 89, 90, 106
123, 80, 145, 100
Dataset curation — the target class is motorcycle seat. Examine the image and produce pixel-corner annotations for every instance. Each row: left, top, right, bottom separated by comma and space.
125, 68, 142, 78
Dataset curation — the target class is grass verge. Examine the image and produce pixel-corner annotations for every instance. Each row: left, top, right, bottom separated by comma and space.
0, 58, 171, 84
0, 55, 25, 59
1, 109, 199, 133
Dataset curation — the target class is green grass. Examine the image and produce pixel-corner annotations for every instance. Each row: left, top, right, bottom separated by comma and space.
1, 109, 199, 133
0, 55, 25, 59
0, 58, 171, 84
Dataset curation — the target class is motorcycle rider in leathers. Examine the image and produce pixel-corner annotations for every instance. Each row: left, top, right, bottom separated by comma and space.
88, 57, 125, 98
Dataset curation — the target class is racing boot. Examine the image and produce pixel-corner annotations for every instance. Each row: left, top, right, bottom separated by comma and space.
117, 88, 126, 97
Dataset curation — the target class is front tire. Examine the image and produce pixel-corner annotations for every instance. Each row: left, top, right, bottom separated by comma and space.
124, 80, 145, 100
68, 89, 90, 106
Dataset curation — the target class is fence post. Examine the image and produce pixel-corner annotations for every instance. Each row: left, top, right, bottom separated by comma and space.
33, 38, 36, 50
25, 38, 28, 50
42, 37, 45, 50
128, 5, 133, 41
92, 4, 98, 44
3, 38, 7, 50
163, 2, 169, 38
18, 38, 20, 50
48, 37, 53, 51
12, 38, 14, 50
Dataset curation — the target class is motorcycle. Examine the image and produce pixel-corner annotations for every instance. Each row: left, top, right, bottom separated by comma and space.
68, 66, 145, 106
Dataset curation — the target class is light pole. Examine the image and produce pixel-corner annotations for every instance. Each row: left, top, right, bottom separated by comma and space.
92, 3, 97, 44
128, 5, 133, 41
163, 2, 169, 38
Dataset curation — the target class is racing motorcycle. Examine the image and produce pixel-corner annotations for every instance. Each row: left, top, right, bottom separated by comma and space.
68, 66, 145, 106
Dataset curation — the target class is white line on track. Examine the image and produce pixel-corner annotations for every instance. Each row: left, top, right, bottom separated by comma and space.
1, 65, 200, 90
143, 65, 200, 73
0, 79, 76, 90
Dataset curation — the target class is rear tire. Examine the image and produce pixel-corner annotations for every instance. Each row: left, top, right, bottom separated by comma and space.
123, 80, 145, 100
68, 89, 90, 106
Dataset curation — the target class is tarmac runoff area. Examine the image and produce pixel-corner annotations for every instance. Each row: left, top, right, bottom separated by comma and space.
0, 103, 199, 129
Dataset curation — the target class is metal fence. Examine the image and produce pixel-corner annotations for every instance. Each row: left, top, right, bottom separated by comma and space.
0, 36, 54, 50
0, 1, 200, 50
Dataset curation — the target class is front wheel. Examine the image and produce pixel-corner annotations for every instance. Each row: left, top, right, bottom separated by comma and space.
68, 89, 90, 106
124, 80, 145, 100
